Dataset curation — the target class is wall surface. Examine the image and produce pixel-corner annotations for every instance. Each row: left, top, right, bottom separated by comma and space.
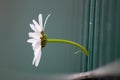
0, 0, 120, 80
0, 0, 83, 78
79, 0, 120, 72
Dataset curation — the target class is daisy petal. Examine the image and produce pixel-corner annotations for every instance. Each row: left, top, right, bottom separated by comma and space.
30, 24, 36, 32
32, 56, 35, 65
32, 41, 41, 50
32, 41, 38, 48
34, 44, 41, 54
28, 32, 40, 39
32, 42, 40, 65
33, 19, 40, 32
35, 46, 42, 67
38, 14, 43, 29
27, 39, 38, 44
33, 46, 41, 67
32, 49, 39, 65
35, 50, 42, 67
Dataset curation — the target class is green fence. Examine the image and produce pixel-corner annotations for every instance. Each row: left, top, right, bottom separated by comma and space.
77, 0, 120, 72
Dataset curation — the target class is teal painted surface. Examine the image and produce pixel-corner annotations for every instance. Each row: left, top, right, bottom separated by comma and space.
0, 0, 84, 77
77, 0, 120, 72
66, 0, 120, 72
90, 0, 120, 70
0, 0, 120, 79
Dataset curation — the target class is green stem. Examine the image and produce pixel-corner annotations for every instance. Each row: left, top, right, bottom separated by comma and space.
47, 39, 88, 56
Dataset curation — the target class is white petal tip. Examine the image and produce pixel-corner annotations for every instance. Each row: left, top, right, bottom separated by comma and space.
27, 40, 30, 43
35, 64, 38, 67
39, 14, 42, 17
32, 19, 35, 23
30, 24, 32, 26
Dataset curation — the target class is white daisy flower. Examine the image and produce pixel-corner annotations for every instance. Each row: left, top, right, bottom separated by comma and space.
27, 14, 50, 67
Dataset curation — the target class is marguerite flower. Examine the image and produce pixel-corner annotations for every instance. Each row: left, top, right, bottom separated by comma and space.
27, 13, 88, 67
27, 14, 50, 67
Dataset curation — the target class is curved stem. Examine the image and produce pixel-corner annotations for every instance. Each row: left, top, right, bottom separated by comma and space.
47, 39, 88, 56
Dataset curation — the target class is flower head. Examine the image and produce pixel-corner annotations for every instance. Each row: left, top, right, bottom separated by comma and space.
27, 13, 88, 67
27, 14, 50, 67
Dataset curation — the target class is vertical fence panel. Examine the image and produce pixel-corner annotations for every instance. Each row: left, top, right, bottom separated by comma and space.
93, 0, 101, 69
76, 0, 120, 73
81, 0, 90, 72
87, 0, 96, 71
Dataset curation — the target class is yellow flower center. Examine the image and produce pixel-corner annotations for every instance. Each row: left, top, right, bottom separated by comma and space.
40, 31, 47, 48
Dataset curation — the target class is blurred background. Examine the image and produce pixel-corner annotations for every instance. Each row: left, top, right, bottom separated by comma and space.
0, 0, 120, 79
